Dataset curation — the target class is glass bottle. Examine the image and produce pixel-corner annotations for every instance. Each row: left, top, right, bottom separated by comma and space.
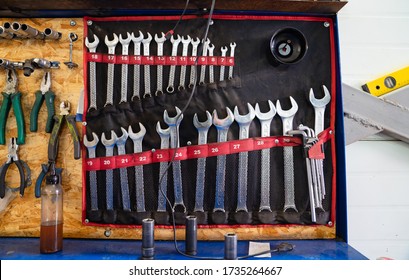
40, 174, 63, 253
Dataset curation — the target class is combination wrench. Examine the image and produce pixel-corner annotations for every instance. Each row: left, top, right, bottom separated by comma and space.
83, 132, 99, 210
163, 107, 185, 212
119, 33, 131, 104
188, 37, 200, 88
154, 32, 166, 95
156, 122, 171, 212
178, 35, 191, 91
219, 46, 228, 82
85, 34, 99, 111
207, 43, 215, 84
104, 33, 119, 107
167, 35, 181, 93
115, 127, 131, 211
276, 96, 298, 212
255, 100, 276, 212
234, 103, 255, 212
199, 38, 210, 85
142, 32, 152, 98
193, 111, 212, 212
128, 123, 147, 212
101, 130, 117, 210
228, 42, 236, 80
213, 108, 235, 212
131, 31, 144, 100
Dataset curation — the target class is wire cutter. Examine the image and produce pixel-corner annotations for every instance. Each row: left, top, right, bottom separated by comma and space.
0, 69, 25, 145
0, 138, 28, 198
30, 71, 56, 133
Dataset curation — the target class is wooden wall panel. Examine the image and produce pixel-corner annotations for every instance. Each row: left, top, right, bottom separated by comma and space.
0, 17, 335, 241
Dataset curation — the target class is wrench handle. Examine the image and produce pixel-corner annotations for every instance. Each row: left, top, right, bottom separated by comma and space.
214, 154, 227, 212
120, 64, 128, 103
236, 151, 249, 212
314, 106, 326, 135
172, 160, 185, 211
283, 146, 297, 212
88, 61, 97, 110
194, 157, 206, 212
259, 148, 272, 212
106, 169, 114, 210
305, 158, 316, 222
132, 64, 141, 99
106, 63, 115, 106
157, 161, 168, 212
89, 170, 98, 210
135, 165, 145, 212
119, 167, 131, 211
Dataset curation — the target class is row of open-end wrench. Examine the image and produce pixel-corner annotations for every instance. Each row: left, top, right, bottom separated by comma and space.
85, 32, 236, 112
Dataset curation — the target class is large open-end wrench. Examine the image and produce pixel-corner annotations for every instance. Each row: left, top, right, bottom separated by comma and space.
131, 31, 143, 101
115, 127, 131, 211
219, 46, 228, 82
85, 34, 99, 111
119, 33, 131, 104
276, 96, 298, 212
228, 42, 236, 80
199, 38, 210, 86
101, 130, 117, 210
234, 103, 255, 212
84, 132, 99, 210
188, 37, 200, 88
163, 107, 185, 212
142, 32, 152, 98
309, 85, 331, 199
255, 100, 276, 212
104, 33, 119, 107
167, 35, 181, 93
154, 32, 166, 95
213, 108, 235, 212
129, 123, 146, 212
178, 35, 191, 91
156, 122, 170, 212
193, 111, 212, 212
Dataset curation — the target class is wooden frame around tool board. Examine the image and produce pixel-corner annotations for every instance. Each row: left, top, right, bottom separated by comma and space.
0, 17, 335, 240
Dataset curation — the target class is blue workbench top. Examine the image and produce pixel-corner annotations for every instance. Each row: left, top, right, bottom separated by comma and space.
0, 237, 367, 260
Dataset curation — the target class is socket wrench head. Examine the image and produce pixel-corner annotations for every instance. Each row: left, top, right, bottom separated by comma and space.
44, 27, 62, 40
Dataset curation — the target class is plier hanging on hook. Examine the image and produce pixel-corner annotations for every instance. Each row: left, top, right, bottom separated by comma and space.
0, 69, 25, 145
30, 71, 56, 133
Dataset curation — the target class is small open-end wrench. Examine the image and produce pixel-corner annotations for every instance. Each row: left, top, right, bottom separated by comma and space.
156, 122, 171, 212
213, 108, 235, 212
207, 43, 215, 84
255, 100, 276, 212
115, 127, 131, 211
85, 34, 99, 111
199, 38, 210, 86
142, 32, 153, 98
234, 103, 255, 212
167, 35, 181, 93
219, 46, 228, 82
188, 37, 200, 88
84, 132, 99, 210
163, 106, 185, 212
131, 31, 144, 101
276, 96, 298, 212
309, 85, 331, 199
228, 42, 236, 80
178, 35, 191, 91
128, 123, 146, 212
154, 32, 166, 95
119, 33, 132, 104
193, 111, 212, 212
101, 130, 117, 210
104, 33, 119, 107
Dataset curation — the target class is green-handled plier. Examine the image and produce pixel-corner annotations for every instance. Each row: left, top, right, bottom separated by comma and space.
0, 69, 25, 145
30, 71, 55, 133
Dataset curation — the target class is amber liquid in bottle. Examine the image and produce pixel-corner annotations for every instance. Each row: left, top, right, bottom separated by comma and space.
40, 222, 63, 253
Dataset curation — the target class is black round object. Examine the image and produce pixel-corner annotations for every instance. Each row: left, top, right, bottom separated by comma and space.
270, 27, 308, 64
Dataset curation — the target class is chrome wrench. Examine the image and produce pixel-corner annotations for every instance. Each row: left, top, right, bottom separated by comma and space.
83, 132, 99, 210
167, 35, 181, 93
163, 107, 185, 212
178, 35, 191, 91
219, 46, 228, 82
213, 108, 235, 212
131, 31, 143, 100
193, 111, 212, 212
128, 123, 147, 212
276, 96, 298, 212
101, 130, 117, 210
142, 32, 152, 98
119, 32, 131, 104
154, 32, 166, 95
234, 103, 255, 212
104, 33, 119, 106
85, 34, 99, 111
188, 37, 200, 88
199, 38, 210, 86
115, 127, 131, 211
228, 42, 236, 80
156, 122, 171, 212
255, 100, 276, 212
207, 43, 215, 84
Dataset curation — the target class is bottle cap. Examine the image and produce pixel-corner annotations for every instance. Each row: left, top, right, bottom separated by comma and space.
46, 174, 59, 185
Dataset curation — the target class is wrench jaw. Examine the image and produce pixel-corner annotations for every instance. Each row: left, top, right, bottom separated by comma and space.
85, 34, 99, 51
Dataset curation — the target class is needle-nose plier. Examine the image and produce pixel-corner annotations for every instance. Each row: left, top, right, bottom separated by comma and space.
0, 137, 29, 198
30, 71, 55, 133
0, 69, 25, 145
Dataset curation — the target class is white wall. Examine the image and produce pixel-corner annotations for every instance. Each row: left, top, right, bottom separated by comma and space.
338, 0, 409, 259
